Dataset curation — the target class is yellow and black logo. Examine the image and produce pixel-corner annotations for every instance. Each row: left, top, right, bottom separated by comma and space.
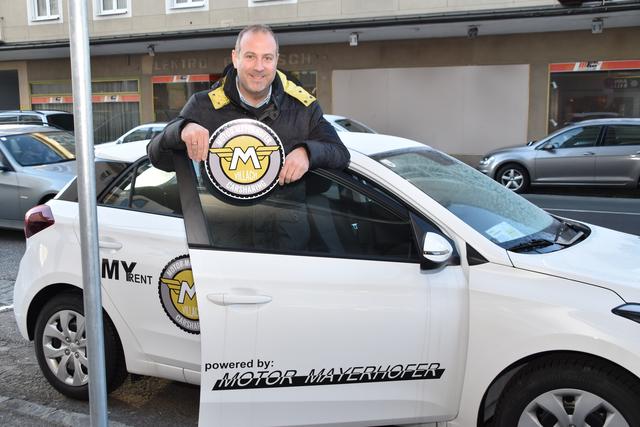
205, 119, 284, 200
158, 255, 199, 334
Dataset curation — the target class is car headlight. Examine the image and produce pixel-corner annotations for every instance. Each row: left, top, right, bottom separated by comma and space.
612, 303, 640, 324
479, 156, 494, 166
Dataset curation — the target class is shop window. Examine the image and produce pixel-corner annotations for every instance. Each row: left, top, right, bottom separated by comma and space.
31, 79, 141, 144
289, 70, 317, 97
30, 0, 61, 22
548, 63, 640, 132
152, 75, 217, 122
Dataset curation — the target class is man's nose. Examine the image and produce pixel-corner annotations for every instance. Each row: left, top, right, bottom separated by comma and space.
254, 58, 266, 70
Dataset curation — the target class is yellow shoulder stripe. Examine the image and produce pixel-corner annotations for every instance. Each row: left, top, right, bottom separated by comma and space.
208, 77, 230, 110
277, 70, 316, 107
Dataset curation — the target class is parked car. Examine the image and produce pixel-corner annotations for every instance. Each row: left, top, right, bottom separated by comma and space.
101, 122, 168, 147
0, 124, 76, 230
0, 110, 74, 131
479, 118, 640, 193
325, 114, 377, 133
14, 133, 640, 426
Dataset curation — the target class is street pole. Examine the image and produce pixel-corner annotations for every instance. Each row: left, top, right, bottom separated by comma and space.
67, 1, 109, 426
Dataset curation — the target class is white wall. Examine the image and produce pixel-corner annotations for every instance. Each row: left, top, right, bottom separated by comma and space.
332, 65, 530, 155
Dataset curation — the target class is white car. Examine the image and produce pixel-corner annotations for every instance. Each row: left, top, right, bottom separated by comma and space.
96, 122, 167, 149
13, 134, 640, 427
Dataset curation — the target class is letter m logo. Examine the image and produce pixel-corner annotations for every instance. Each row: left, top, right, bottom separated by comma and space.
230, 147, 260, 170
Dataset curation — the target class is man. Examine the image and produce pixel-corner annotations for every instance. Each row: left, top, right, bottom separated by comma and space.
147, 24, 350, 184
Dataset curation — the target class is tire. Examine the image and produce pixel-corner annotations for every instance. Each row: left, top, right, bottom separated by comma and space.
496, 163, 529, 193
494, 355, 640, 427
34, 292, 127, 400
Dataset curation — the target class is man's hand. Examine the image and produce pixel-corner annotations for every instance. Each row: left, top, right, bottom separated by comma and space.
279, 146, 309, 186
181, 122, 210, 162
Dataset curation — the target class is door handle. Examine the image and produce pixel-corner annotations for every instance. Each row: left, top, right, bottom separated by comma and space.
582, 152, 595, 156
207, 293, 272, 306
99, 240, 123, 250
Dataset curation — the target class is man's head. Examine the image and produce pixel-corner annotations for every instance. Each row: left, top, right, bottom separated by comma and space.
232, 25, 279, 105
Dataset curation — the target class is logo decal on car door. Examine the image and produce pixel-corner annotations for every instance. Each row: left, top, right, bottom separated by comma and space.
158, 255, 199, 334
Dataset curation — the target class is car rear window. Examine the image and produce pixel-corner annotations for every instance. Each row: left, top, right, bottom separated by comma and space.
0, 131, 75, 166
47, 113, 75, 131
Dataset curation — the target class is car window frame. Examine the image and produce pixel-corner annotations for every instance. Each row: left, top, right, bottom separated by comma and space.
173, 151, 456, 265
599, 124, 640, 147
97, 157, 183, 218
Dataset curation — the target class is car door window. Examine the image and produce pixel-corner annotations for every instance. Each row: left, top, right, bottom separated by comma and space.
101, 160, 182, 216
196, 170, 419, 262
603, 125, 640, 147
548, 126, 601, 149
122, 129, 150, 143
0, 115, 18, 124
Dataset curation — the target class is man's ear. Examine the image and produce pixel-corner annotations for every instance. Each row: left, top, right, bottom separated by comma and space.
231, 49, 238, 68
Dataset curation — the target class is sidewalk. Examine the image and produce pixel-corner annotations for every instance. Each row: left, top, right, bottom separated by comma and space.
0, 395, 130, 427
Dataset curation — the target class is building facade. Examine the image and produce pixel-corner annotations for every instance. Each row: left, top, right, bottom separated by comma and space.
1, 0, 639, 161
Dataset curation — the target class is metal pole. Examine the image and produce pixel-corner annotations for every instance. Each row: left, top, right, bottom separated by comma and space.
67, 1, 108, 426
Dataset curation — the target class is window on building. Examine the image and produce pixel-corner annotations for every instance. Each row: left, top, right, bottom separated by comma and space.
548, 62, 640, 133
169, 0, 206, 9
31, 0, 60, 21
98, 0, 128, 15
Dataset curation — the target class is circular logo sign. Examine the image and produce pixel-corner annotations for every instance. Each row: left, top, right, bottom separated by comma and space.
158, 255, 199, 334
205, 119, 285, 200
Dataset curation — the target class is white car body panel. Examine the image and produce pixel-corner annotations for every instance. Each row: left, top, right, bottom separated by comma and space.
12, 132, 640, 426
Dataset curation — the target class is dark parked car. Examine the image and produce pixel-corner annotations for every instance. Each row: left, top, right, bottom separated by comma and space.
478, 118, 640, 193
0, 124, 76, 229
0, 110, 74, 131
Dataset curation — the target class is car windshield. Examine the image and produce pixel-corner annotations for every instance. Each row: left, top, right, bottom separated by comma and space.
0, 131, 75, 166
373, 147, 583, 252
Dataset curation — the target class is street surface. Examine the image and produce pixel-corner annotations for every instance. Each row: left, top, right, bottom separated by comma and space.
0, 191, 637, 425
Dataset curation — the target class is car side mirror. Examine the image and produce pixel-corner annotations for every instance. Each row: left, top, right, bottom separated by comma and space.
540, 144, 555, 151
0, 158, 9, 172
422, 232, 453, 265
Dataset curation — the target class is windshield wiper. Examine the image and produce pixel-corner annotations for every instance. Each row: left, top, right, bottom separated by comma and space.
508, 238, 556, 253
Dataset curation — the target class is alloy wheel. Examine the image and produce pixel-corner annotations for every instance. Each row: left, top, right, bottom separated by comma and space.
41, 309, 89, 387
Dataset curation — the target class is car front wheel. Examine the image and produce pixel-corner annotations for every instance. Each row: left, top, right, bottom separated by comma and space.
496, 163, 529, 193
493, 355, 640, 427
34, 292, 127, 400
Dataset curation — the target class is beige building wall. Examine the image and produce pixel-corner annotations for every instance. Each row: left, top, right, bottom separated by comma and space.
1, 0, 557, 43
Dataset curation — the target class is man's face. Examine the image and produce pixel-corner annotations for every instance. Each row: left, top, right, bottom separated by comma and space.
232, 31, 278, 103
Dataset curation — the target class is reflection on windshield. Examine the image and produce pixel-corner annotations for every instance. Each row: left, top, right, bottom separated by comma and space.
0, 131, 75, 166
375, 147, 565, 250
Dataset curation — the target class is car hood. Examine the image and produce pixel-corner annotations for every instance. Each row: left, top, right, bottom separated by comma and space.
508, 224, 640, 302
25, 161, 77, 181
485, 145, 535, 157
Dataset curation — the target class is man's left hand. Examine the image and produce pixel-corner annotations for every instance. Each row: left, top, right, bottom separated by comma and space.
279, 146, 309, 186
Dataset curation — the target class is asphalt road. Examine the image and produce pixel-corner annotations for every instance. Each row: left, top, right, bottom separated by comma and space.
0, 191, 638, 425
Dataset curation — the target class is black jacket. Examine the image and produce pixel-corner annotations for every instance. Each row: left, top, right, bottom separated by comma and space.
147, 68, 350, 172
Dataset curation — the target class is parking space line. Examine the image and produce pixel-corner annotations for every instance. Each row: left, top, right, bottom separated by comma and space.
0, 395, 131, 427
544, 208, 640, 216
0, 305, 13, 313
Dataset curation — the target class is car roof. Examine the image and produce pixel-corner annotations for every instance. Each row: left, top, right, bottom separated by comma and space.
568, 118, 640, 126
95, 138, 150, 162
324, 114, 346, 121
0, 124, 66, 136
0, 110, 72, 115
93, 133, 428, 164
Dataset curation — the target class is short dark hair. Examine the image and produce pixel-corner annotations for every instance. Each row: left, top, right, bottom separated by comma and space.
235, 24, 279, 54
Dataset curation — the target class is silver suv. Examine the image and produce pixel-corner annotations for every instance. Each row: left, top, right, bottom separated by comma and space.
478, 118, 640, 193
